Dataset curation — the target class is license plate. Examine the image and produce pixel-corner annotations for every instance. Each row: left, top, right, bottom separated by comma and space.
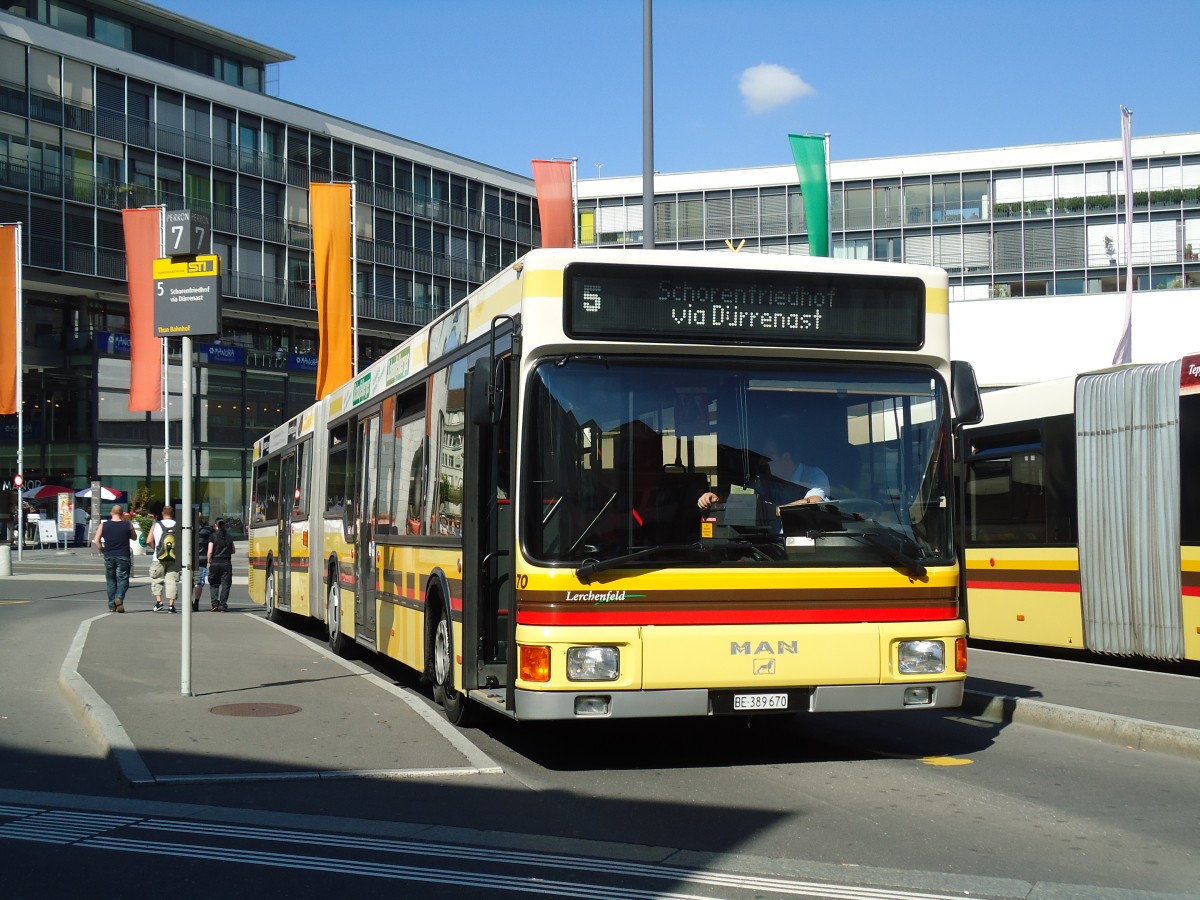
733, 692, 788, 711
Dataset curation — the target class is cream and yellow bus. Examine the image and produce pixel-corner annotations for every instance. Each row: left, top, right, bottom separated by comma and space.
961, 355, 1200, 662
249, 248, 983, 724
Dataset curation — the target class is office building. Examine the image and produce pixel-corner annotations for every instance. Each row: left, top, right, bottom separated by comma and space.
0, 0, 540, 525
578, 136, 1200, 386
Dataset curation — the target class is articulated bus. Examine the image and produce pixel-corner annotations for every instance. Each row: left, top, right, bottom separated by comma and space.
249, 248, 983, 724
961, 355, 1200, 662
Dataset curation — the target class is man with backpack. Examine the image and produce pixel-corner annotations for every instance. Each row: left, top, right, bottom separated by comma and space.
148, 505, 180, 613
206, 517, 235, 612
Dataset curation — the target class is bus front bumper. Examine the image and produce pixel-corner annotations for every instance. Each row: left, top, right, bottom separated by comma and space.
509, 680, 965, 720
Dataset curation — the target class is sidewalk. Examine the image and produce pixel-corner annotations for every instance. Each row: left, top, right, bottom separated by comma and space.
962, 647, 1200, 759
58, 604, 502, 785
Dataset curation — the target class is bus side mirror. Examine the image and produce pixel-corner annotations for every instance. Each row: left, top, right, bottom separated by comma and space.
950, 360, 983, 427
470, 356, 507, 426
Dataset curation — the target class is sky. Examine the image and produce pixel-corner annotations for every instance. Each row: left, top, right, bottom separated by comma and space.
152, 0, 1198, 180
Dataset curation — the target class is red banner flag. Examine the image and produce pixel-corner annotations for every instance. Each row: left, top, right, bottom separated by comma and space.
122, 208, 162, 412
312, 182, 354, 401
0, 224, 17, 415
531, 160, 575, 248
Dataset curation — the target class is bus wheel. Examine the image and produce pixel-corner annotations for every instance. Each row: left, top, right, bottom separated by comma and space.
433, 601, 472, 726
326, 571, 350, 657
265, 562, 279, 622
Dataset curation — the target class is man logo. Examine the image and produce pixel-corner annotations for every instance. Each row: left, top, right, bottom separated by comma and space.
731, 641, 798, 655
754, 658, 776, 675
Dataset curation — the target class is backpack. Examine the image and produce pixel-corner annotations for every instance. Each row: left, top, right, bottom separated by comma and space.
155, 522, 177, 563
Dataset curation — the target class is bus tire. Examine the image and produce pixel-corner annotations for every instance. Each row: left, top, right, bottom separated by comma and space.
326, 562, 350, 657
265, 560, 280, 622
432, 597, 472, 726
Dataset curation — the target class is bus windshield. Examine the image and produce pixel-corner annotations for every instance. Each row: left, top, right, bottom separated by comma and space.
523, 357, 953, 571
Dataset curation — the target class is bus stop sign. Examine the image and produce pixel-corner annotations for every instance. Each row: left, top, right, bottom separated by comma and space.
153, 255, 222, 337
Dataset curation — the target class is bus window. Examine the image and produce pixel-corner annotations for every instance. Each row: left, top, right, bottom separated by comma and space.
252, 459, 269, 522
293, 439, 310, 519
327, 422, 354, 533
262, 454, 281, 521
431, 359, 467, 538
1182, 393, 1200, 545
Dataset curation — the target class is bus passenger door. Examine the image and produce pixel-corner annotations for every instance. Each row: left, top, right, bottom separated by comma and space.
354, 415, 380, 647
463, 351, 515, 704
277, 450, 298, 610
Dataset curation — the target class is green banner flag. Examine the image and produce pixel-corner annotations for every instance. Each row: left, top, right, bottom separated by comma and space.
789, 134, 829, 257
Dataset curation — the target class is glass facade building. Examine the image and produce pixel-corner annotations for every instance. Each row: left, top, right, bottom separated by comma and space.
0, 0, 540, 527
578, 141, 1200, 298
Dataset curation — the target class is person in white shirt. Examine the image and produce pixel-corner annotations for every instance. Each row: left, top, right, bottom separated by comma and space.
147, 505, 181, 613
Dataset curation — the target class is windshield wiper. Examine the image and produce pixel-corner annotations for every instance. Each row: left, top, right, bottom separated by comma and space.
575, 539, 780, 583
853, 531, 928, 580
788, 503, 930, 579
575, 543, 708, 583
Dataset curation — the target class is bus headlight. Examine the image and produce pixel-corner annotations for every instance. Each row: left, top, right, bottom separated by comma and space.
566, 646, 619, 681
897, 640, 945, 675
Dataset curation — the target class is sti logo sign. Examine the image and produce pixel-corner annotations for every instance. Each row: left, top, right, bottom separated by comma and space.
153, 255, 222, 337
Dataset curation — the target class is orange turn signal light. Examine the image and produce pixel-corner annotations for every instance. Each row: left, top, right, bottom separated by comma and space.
955, 637, 968, 673
520, 645, 551, 682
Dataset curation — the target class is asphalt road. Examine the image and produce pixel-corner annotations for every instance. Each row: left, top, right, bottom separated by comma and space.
1, 566, 1198, 900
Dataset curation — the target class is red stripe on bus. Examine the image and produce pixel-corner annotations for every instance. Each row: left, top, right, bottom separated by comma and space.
966, 580, 1080, 593
516, 606, 957, 626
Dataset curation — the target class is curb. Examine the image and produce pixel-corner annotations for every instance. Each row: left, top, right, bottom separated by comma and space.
56, 613, 155, 784
962, 690, 1200, 760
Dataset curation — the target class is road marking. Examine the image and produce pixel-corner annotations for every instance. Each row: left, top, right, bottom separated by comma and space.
919, 756, 973, 767
0, 600, 31, 605
0, 803, 1011, 900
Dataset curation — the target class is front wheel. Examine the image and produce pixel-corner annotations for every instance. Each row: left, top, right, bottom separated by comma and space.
326, 566, 350, 657
432, 601, 472, 726
265, 562, 280, 622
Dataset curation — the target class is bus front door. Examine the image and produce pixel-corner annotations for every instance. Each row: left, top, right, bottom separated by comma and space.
354, 414, 380, 647
463, 353, 515, 707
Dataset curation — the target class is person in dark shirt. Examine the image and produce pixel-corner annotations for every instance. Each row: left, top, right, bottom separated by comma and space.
206, 518, 235, 612
92, 504, 133, 613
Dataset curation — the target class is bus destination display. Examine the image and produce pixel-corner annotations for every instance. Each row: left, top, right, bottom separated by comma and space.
565, 264, 924, 349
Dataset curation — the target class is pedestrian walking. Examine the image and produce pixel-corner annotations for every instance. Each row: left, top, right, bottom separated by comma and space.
192, 514, 213, 612
207, 517, 235, 612
147, 505, 181, 613
91, 504, 133, 613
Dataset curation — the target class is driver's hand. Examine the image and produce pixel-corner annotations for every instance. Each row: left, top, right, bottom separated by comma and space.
697, 492, 720, 510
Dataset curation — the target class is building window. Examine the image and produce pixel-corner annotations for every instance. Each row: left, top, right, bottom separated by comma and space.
94, 14, 132, 50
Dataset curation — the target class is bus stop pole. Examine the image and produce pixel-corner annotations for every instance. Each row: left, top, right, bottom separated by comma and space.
180, 334, 193, 696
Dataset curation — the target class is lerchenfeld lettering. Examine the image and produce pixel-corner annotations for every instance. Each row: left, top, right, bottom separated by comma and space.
731, 640, 799, 655
565, 589, 627, 604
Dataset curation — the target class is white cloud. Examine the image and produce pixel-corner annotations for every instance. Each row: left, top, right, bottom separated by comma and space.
739, 63, 815, 114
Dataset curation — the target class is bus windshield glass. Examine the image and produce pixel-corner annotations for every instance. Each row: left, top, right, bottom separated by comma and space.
523, 357, 953, 571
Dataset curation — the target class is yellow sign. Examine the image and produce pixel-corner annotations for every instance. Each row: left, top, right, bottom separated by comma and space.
153, 255, 220, 279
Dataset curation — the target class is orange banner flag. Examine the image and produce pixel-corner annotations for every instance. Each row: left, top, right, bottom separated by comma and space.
311, 182, 354, 400
0, 224, 17, 415
531, 160, 575, 248
122, 208, 162, 412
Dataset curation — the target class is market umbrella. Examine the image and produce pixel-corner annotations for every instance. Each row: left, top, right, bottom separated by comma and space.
21, 485, 74, 500
75, 486, 126, 501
